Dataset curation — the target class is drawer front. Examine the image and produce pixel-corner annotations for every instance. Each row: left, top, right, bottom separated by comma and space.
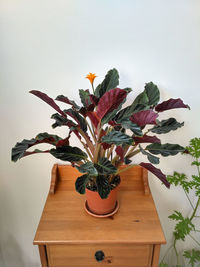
47, 244, 153, 267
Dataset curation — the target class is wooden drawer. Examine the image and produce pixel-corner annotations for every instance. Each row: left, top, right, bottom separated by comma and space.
47, 243, 153, 267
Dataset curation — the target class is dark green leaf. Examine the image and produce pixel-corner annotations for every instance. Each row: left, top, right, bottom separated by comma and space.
11, 133, 62, 162
35, 132, 61, 143
139, 145, 160, 164
51, 113, 76, 128
132, 91, 149, 106
114, 82, 159, 122
150, 118, 184, 134
169, 211, 195, 241
96, 175, 110, 199
115, 99, 149, 122
76, 162, 98, 176
123, 87, 132, 93
146, 143, 185, 157
75, 174, 90, 194
101, 105, 122, 125
144, 82, 160, 106
118, 82, 158, 119
119, 118, 143, 136
64, 108, 87, 132
94, 68, 119, 98
79, 89, 92, 107
55, 95, 81, 110
94, 157, 117, 175
12, 139, 37, 162
50, 145, 87, 162
101, 130, 133, 146
124, 157, 132, 164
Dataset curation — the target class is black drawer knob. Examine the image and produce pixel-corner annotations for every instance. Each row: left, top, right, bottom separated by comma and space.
95, 250, 105, 262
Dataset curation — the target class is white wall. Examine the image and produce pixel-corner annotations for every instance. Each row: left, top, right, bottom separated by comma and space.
1, 1, 200, 266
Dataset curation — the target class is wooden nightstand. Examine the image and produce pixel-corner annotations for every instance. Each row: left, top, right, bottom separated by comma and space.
34, 165, 166, 267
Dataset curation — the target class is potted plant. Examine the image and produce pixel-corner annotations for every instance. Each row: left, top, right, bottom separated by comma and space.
12, 68, 189, 216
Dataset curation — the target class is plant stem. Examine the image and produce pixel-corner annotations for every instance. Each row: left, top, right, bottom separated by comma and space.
123, 144, 130, 156
116, 164, 137, 175
173, 238, 179, 267
86, 119, 96, 142
94, 143, 101, 163
107, 145, 114, 160
190, 197, 200, 221
93, 124, 102, 163
183, 188, 195, 210
101, 147, 106, 158
125, 145, 137, 157
190, 158, 200, 220
76, 161, 85, 166
78, 128, 95, 155
126, 148, 141, 159
92, 83, 95, 94
112, 154, 120, 165
80, 140, 93, 161
143, 129, 150, 135
196, 157, 200, 177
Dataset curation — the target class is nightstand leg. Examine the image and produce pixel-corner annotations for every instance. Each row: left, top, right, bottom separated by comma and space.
38, 245, 48, 267
152, 245, 160, 267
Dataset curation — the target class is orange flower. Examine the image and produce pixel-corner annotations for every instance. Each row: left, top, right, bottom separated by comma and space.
85, 72, 97, 85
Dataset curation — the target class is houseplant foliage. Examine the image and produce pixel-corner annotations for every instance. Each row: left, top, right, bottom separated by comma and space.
12, 68, 189, 199
160, 138, 200, 267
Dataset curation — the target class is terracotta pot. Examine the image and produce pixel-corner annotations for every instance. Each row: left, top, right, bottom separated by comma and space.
85, 185, 119, 215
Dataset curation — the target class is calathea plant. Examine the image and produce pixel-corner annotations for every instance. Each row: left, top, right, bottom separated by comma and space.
12, 69, 189, 198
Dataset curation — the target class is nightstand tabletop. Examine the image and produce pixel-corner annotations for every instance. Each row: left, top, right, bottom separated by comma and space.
34, 165, 166, 245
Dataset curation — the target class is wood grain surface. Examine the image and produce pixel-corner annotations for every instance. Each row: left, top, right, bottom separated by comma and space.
34, 165, 166, 245
152, 245, 161, 267
47, 243, 153, 267
38, 245, 48, 267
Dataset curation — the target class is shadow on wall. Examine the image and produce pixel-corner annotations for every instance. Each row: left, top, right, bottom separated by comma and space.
1, 231, 41, 267
2, 233, 40, 267
2, 232, 41, 267
2, 234, 26, 267
0, 244, 5, 267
